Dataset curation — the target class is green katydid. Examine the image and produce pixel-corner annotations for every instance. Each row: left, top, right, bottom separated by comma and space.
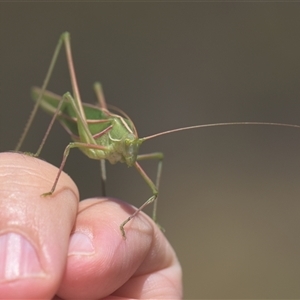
15, 32, 300, 238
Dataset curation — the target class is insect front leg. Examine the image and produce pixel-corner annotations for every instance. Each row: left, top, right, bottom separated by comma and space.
42, 142, 109, 197
119, 152, 164, 238
136, 152, 164, 221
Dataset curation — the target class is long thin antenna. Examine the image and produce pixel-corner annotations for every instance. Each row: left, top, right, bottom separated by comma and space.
142, 122, 300, 141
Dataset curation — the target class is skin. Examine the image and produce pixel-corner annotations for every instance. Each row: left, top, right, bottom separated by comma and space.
0, 152, 182, 299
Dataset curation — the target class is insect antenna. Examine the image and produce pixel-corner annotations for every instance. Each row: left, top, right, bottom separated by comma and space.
142, 122, 300, 141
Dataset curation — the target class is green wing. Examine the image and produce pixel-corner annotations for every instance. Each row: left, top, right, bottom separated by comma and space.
31, 87, 112, 139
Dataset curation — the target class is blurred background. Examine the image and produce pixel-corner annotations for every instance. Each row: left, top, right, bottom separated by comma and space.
1, 3, 300, 298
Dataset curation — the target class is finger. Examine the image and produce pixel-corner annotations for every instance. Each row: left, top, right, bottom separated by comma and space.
0, 152, 78, 299
57, 198, 182, 299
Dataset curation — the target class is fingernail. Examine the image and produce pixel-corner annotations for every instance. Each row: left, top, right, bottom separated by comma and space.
0, 232, 44, 282
68, 232, 95, 256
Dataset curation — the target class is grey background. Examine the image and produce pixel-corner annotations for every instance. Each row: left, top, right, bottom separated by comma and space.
1, 3, 300, 298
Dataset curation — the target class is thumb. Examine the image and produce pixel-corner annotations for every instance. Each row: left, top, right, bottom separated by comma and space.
0, 152, 78, 299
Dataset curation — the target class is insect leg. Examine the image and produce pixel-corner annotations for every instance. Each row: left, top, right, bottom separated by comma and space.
100, 159, 107, 197
15, 33, 71, 152
119, 153, 163, 238
93, 82, 108, 196
136, 152, 164, 222
34, 92, 67, 157
42, 142, 109, 197
93, 82, 108, 111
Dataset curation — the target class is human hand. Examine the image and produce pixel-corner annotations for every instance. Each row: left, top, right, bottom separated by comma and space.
0, 152, 182, 299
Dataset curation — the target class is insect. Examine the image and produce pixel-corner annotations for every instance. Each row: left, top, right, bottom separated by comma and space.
15, 32, 300, 238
